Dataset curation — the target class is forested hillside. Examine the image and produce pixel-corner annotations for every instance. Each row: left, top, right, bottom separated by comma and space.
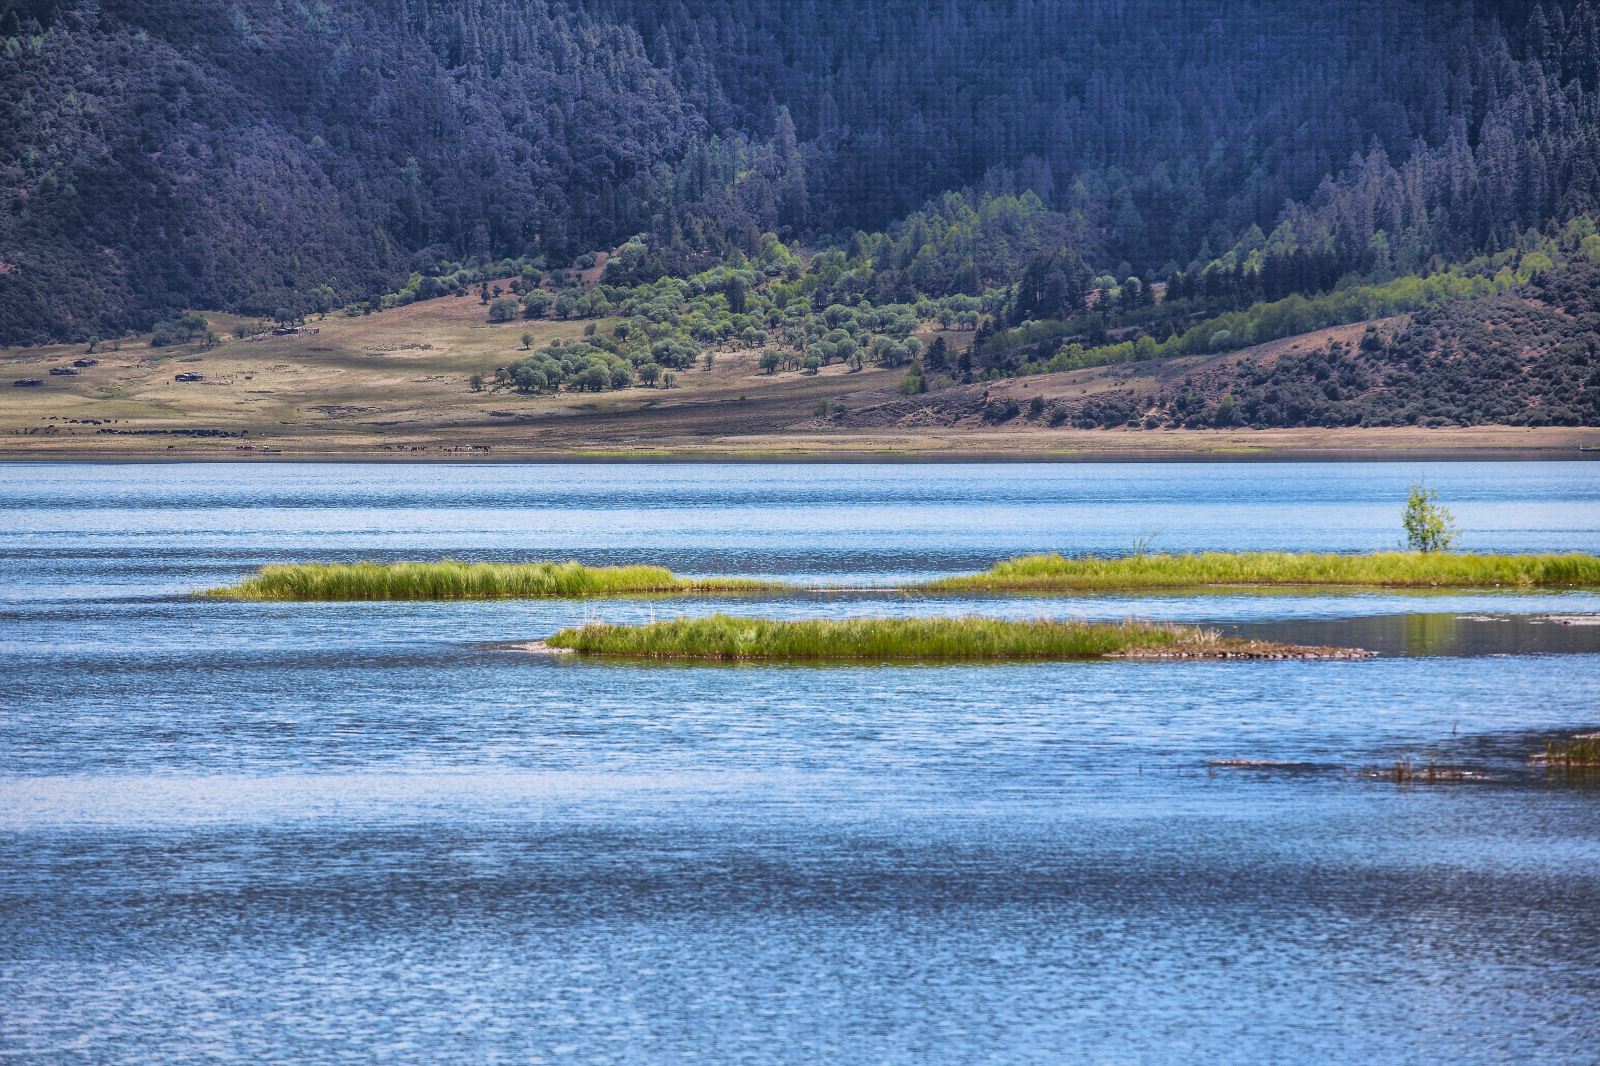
1038, 262, 1600, 431
4, 0, 1600, 346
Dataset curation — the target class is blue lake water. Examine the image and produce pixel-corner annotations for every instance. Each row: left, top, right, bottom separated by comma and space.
2, 461, 1599, 1063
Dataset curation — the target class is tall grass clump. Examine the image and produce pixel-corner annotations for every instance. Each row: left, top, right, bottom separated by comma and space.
922, 551, 1600, 592
205, 560, 787, 601
1533, 734, 1600, 768
544, 614, 1208, 660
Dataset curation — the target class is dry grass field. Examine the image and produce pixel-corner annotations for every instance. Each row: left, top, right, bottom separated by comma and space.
2, 290, 1595, 460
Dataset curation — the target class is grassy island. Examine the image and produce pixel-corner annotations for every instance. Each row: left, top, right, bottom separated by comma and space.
921, 551, 1600, 592
205, 551, 1600, 601
205, 560, 786, 601
539, 614, 1370, 662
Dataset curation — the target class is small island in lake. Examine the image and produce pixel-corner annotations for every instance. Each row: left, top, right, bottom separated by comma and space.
920, 551, 1600, 592
529, 615, 1374, 662
203, 560, 786, 600
205, 551, 1600, 600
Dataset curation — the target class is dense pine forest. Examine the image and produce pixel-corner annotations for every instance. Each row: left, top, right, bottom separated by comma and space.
4, 0, 1600, 384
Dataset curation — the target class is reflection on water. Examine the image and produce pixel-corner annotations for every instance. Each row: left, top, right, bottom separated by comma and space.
1, 461, 1598, 1064
1228, 611, 1600, 657
1403, 610, 1464, 655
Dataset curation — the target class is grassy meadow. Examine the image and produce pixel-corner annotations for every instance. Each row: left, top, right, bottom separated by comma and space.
3, 283, 1595, 461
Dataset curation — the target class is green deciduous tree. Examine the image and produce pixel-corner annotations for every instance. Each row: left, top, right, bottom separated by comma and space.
1403, 480, 1459, 552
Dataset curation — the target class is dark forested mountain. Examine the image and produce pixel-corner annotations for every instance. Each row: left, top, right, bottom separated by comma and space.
3, 0, 1600, 343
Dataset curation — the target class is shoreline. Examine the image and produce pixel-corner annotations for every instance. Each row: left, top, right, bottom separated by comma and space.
1, 427, 1596, 463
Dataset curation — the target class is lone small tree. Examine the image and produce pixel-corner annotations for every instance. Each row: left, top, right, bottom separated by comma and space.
1403, 479, 1459, 552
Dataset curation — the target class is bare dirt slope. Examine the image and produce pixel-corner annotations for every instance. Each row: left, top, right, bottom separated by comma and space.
819, 320, 1402, 432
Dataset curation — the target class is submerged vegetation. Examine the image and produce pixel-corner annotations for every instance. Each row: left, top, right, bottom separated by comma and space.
1363, 758, 1484, 784
540, 614, 1358, 662
1533, 734, 1600, 768
205, 561, 784, 601
923, 552, 1600, 592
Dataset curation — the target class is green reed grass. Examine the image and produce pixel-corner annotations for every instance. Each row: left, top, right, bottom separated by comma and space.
544, 614, 1213, 660
206, 550, 1600, 601
921, 551, 1600, 592
204, 560, 787, 601
1535, 734, 1600, 767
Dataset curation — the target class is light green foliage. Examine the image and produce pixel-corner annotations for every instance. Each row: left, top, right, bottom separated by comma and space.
500, 338, 635, 393
1402, 481, 1460, 552
205, 551, 1600, 601
545, 614, 1203, 661
205, 561, 785, 600
460, 213, 1011, 390
444, 208, 1600, 401
150, 312, 210, 347
520, 291, 552, 318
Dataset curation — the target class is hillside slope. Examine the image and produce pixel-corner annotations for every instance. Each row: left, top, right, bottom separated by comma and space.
3, 268, 1596, 458
827, 266, 1600, 434
6, 0, 1600, 344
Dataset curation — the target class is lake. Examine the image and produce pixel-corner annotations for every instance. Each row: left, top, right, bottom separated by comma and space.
2, 461, 1598, 1064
